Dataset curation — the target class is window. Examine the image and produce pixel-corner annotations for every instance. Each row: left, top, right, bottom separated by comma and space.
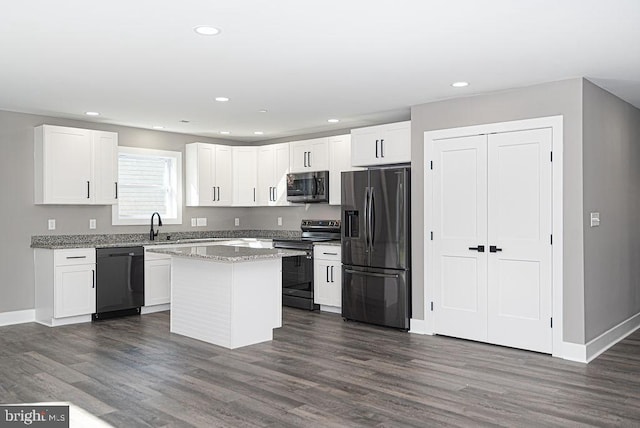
112, 147, 182, 225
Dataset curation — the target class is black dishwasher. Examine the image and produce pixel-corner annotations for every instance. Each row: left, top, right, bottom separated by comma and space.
94, 247, 145, 320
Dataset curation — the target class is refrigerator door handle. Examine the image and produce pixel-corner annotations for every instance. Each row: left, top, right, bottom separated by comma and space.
370, 187, 376, 248
364, 187, 370, 249
344, 269, 400, 279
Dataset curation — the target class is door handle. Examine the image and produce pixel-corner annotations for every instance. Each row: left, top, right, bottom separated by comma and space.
92, 269, 95, 288
326, 266, 330, 282
331, 265, 334, 282
308, 151, 311, 167
344, 269, 399, 279
468, 245, 485, 252
490, 245, 503, 253
375, 139, 379, 158
217, 186, 221, 201
380, 139, 384, 157
253, 187, 256, 202
115, 182, 118, 199
304, 151, 308, 167
87, 181, 90, 198
370, 187, 375, 247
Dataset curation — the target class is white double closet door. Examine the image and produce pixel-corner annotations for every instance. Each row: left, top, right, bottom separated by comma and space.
432, 128, 552, 353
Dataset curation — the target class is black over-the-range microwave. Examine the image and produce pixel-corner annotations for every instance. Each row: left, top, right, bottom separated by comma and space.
286, 171, 329, 203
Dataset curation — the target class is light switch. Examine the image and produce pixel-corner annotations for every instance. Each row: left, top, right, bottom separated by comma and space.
277, 217, 282, 226
89, 219, 96, 229
48, 219, 56, 230
191, 218, 197, 227
590, 212, 600, 227
234, 218, 240, 226
196, 217, 207, 227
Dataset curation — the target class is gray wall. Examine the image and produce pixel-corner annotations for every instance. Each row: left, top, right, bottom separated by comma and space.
410, 79, 586, 344
0, 109, 339, 313
582, 80, 640, 342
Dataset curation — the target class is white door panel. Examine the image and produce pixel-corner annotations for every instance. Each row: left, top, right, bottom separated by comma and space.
433, 135, 488, 342
432, 128, 553, 354
487, 129, 552, 353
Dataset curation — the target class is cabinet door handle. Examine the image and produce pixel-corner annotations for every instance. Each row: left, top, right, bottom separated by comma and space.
253, 187, 256, 202
490, 245, 503, 253
303, 151, 307, 167
326, 266, 330, 282
66, 255, 87, 259
273, 187, 277, 202
331, 265, 334, 282
308, 151, 311, 167
92, 269, 95, 288
217, 186, 221, 201
380, 139, 384, 157
323, 252, 338, 256
468, 245, 485, 252
115, 182, 118, 199
375, 139, 379, 158
87, 181, 90, 198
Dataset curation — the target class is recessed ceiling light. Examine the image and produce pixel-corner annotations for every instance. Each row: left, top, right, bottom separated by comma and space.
180, 119, 190, 123
220, 131, 231, 135
258, 109, 268, 113
254, 131, 264, 135
194, 26, 221, 36
451, 81, 469, 88
327, 119, 340, 123
152, 126, 164, 130
215, 97, 230, 102
85, 111, 100, 116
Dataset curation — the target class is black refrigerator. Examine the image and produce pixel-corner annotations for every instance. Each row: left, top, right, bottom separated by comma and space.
341, 167, 411, 330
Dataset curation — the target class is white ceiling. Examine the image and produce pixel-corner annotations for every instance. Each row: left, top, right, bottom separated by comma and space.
1, 0, 639, 142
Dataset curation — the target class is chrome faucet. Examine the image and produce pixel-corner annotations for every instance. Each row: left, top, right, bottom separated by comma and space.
150, 212, 163, 240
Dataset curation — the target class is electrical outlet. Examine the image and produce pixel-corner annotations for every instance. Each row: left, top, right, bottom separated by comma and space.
277, 217, 282, 226
191, 218, 197, 227
47, 219, 56, 230
234, 218, 240, 227
89, 219, 96, 229
197, 217, 207, 227
590, 212, 600, 227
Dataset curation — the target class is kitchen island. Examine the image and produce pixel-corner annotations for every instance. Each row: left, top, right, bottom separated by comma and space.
148, 244, 304, 349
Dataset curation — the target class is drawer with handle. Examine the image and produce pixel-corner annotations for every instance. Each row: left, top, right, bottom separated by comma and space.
313, 244, 341, 262
54, 248, 96, 266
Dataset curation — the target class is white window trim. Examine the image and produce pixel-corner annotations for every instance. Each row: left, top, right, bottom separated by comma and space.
112, 146, 183, 226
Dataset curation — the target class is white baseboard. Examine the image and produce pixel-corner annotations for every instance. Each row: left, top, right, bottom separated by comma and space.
585, 312, 640, 363
409, 318, 429, 335
141, 303, 171, 315
319, 305, 341, 314
0, 309, 36, 327
559, 341, 587, 363
559, 312, 640, 363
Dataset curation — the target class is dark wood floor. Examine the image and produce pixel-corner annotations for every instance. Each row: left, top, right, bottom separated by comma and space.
1, 309, 639, 427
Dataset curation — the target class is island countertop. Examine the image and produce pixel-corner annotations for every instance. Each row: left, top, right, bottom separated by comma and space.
147, 245, 306, 263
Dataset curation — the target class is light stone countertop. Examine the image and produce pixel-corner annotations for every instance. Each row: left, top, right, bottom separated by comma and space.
148, 245, 306, 263
30, 230, 301, 249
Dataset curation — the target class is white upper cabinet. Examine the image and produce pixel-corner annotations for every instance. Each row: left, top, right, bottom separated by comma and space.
232, 146, 258, 206
34, 125, 118, 205
290, 137, 329, 172
93, 131, 119, 205
257, 143, 290, 206
351, 121, 411, 166
328, 134, 363, 205
185, 143, 233, 206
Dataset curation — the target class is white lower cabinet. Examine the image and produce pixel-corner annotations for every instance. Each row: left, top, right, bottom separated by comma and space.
143, 248, 171, 311
35, 248, 96, 326
313, 245, 341, 311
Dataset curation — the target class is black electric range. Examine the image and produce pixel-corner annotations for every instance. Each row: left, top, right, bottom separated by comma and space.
273, 220, 341, 310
